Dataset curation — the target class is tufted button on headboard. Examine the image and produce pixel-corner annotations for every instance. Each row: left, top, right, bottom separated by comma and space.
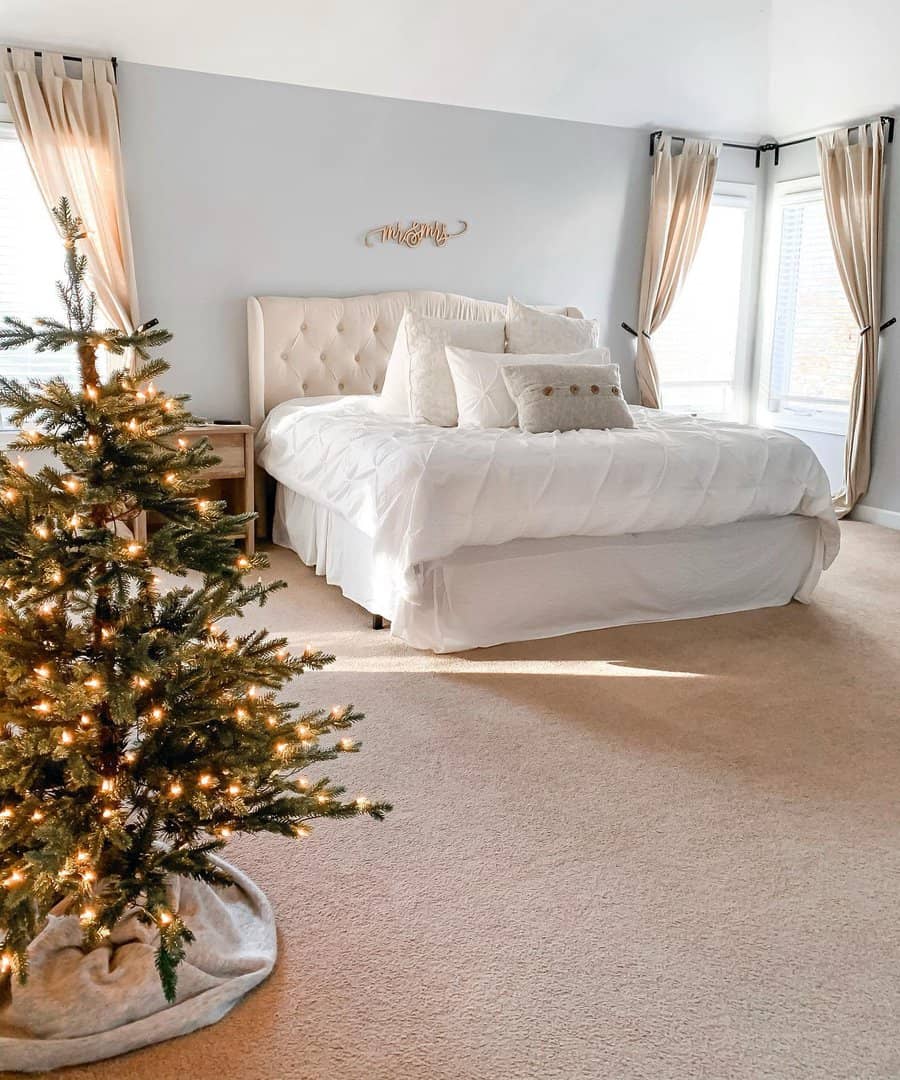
247, 291, 583, 427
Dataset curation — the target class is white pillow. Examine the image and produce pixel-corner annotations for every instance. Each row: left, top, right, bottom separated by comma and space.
377, 311, 506, 423
506, 297, 601, 354
446, 345, 614, 428
405, 312, 505, 426
377, 311, 416, 415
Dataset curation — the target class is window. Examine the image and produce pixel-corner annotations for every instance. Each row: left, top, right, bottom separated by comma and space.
0, 107, 78, 419
758, 178, 856, 435
652, 182, 756, 421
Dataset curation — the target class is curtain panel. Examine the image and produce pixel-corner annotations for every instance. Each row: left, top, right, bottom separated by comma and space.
816, 122, 886, 517
635, 136, 720, 408
0, 48, 138, 339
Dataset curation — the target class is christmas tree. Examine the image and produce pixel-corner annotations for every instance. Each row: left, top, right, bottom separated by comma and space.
0, 199, 389, 1002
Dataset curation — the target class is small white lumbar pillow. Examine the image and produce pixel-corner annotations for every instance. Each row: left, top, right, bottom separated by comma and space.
406, 311, 505, 426
446, 345, 613, 428
506, 296, 601, 354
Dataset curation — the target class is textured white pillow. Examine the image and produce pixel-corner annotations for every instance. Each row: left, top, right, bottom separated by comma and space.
446, 345, 614, 428
402, 312, 505, 426
506, 297, 601, 354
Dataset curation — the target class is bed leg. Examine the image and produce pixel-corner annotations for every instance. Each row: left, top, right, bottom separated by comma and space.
372, 614, 385, 631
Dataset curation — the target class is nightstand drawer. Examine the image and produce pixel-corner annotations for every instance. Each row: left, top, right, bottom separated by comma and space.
200, 434, 246, 478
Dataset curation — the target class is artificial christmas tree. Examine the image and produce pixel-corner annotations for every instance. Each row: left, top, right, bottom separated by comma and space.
0, 199, 389, 1069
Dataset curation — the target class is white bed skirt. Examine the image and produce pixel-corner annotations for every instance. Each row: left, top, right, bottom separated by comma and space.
274, 486, 825, 652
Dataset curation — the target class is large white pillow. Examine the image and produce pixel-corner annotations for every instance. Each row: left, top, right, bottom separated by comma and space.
408, 312, 506, 426
446, 345, 614, 428
377, 310, 505, 423
506, 297, 601, 354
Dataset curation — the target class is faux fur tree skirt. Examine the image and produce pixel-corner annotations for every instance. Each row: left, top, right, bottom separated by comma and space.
0, 859, 275, 1072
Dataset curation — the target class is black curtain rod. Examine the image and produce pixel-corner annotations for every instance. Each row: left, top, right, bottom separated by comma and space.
5, 47, 117, 79
650, 115, 895, 167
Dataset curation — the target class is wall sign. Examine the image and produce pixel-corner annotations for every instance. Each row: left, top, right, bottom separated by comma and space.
365, 219, 468, 248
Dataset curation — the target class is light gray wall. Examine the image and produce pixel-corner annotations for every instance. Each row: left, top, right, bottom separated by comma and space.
118, 61, 758, 423
761, 139, 900, 514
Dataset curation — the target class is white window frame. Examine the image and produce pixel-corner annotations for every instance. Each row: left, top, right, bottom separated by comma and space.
657, 180, 758, 423
755, 175, 852, 436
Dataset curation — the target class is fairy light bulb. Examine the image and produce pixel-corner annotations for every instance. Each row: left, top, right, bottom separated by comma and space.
4, 869, 25, 887
32, 700, 52, 713
75, 850, 90, 863
62, 477, 80, 492
316, 793, 329, 805
34, 665, 50, 679
127, 418, 139, 432
50, 568, 64, 584
218, 826, 232, 838
31, 809, 44, 822
294, 825, 311, 838
274, 741, 288, 755
80, 713, 92, 727
355, 797, 370, 810
164, 472, 176, 484
0, 808, 13, 820
227, 783, 240, 796
236, 556, 250, 570
296, 777, 309, 790
123, 750, 136, 763
38, 599, 56, 615
247, 685, 257, 698
169, 782, 183, 798
100, 778, 114, 794
101, 808, 114, 819
85, 384, 99, 401
85, 676, 102, 690
198, 774, 214, 788
339, 738, 354, 751
2, 488, 17, 502
79, 907, 96, 924
60, 729, 73, 745
132, 676, 149, 689
150, 706, 164, 721
126, 542, 142, 557
34, 523, 50, 540
157, 910, 173, 926
197, 499, 209, 513
82, 869, 96, 883
177, 437, 188, 450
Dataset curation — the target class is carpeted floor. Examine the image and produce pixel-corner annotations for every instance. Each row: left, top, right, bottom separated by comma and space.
20, 521, 900, 1079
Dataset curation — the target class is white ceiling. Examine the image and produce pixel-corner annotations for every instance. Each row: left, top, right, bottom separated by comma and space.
3, 0, 897, 139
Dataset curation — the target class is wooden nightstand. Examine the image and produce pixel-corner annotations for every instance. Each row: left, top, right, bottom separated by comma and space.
133, 424, 256, 554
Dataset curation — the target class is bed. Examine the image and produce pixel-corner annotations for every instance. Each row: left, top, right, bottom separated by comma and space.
249, 291, 840, 652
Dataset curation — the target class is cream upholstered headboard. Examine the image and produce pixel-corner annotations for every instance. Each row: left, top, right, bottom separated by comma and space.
247, 291, 583, 427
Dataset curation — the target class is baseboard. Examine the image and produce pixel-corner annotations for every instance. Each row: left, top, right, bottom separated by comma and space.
851, 504, 900, 530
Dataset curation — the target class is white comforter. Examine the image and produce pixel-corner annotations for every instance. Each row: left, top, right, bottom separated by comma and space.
256, 397, 840, 601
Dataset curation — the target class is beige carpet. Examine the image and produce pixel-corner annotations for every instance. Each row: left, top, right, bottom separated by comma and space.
15, 521, 900, 1080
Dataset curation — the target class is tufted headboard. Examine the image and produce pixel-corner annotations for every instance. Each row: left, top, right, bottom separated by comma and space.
247, 290, 583, 427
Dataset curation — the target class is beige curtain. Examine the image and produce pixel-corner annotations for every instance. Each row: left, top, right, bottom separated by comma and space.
817, 122, 886, 517
0, 48, 138, 336
635, 136, 720, 408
